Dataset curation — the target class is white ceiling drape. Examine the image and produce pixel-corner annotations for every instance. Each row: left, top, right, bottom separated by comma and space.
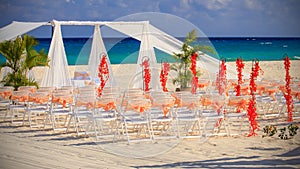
0, 21, 48, 43
131, 22, 160, 90
40, 20, 71, 87
0, 20, 249, 88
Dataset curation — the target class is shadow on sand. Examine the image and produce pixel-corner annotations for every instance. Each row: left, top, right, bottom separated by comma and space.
132, 154, 300, 168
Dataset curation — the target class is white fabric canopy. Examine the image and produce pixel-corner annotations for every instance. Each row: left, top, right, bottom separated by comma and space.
0, 21, 48, 43
106, 21, 248, 80
88, 25, 117, 88
130, 22, 160, 90
106, 22, 182, 55
0, 20, 250, 88
88, 25, 104, 78
41, 21, 71, 87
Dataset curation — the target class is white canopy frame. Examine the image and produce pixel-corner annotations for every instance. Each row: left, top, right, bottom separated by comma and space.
0, 20, 249, 88
41, 20, 161, 88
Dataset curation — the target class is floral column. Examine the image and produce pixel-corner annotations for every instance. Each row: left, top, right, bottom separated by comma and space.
247, 60, 262, 136
216, 59, 227, 95
97, 54, 109, 97
190, 53, 198, 94
142, 59, 151, 92
235, 58, 245, 96
284, 56, 294, 122
160, 62, 170, 92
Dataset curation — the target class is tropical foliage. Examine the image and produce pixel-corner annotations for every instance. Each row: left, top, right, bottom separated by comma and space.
263, 124, 298, 140
171, 29, 215, 90
0, 35, 49, 89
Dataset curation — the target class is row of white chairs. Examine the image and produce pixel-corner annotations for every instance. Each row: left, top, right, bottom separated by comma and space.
0, 85, 298, 145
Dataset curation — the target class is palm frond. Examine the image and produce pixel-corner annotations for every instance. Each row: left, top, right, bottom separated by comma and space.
170, 29, 214, 89
0, 34, 47, 89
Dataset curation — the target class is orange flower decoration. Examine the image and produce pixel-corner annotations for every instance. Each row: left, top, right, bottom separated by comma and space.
97, 54, 110, 97
235, 58, 244, 96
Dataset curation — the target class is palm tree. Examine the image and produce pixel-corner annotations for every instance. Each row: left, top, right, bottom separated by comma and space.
171, 29, 215, 90
0, 35, 49, 89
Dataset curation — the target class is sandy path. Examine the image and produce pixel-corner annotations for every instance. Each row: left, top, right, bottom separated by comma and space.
0, 125, 299, 168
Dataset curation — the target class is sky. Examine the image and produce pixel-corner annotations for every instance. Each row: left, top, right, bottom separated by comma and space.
0, 0, 300, 37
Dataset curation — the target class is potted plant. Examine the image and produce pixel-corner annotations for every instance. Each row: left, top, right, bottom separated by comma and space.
0, 35, 49, 90
171, 29, 215, 91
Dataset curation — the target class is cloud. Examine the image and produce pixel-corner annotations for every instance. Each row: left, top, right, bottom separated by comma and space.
245, 0, 263, 10
206, 0, 232, 10
0, 0, 299, 37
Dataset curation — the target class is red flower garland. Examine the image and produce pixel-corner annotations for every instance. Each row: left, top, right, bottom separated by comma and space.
235, 58, 245, 96
214, 60, 227, 127
216, 60, 227, 95
284, 56, 294, 122
190, 53, 198, 94
142, 59, 151, 92
97, 54, 110, 97
247, 61, 262, 137
160, 62, 170, 92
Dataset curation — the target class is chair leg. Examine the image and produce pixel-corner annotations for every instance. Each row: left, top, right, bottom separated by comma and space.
93, 120, 99, 140
51, 114, 56, 130
22, 111, 27, 126
3, 108, 8, 122
66, 114, 75, 133
124, 121, 131, 145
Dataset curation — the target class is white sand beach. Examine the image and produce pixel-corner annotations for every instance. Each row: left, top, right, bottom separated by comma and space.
31, 60, 300, 89
0, 125, 299, 168
0, 60, 299, 168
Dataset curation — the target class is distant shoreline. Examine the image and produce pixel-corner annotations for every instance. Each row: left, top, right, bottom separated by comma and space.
33, 36, 300, 39
26, 60, 300, 90
1, 37, 299, 65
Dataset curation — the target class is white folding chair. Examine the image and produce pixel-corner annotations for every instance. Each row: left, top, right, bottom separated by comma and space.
173, 92, 202, 139
291, 85, 300, 120
120, 93, 153, 144
18, 86, 37, 93
200, 94, 227, 138
68, 93, 96, 136
89, 94, 119, 141
224, 95, 250, 136
44, 90, 74, 131
0, 86, 14, 121
150, 94, 177, 142
8, 90, 30, 124
76, 85, 96, 96
25, 91, 51, 128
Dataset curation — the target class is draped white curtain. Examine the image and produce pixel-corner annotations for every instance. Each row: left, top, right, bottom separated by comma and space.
0, 21, 48, 43
88, 25, 105, 78
88, 25, 117, 87
41, 21, 71, 87
132, 22, 160, 90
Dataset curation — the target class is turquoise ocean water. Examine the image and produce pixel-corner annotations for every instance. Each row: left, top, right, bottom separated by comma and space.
1, 37, 299, 65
